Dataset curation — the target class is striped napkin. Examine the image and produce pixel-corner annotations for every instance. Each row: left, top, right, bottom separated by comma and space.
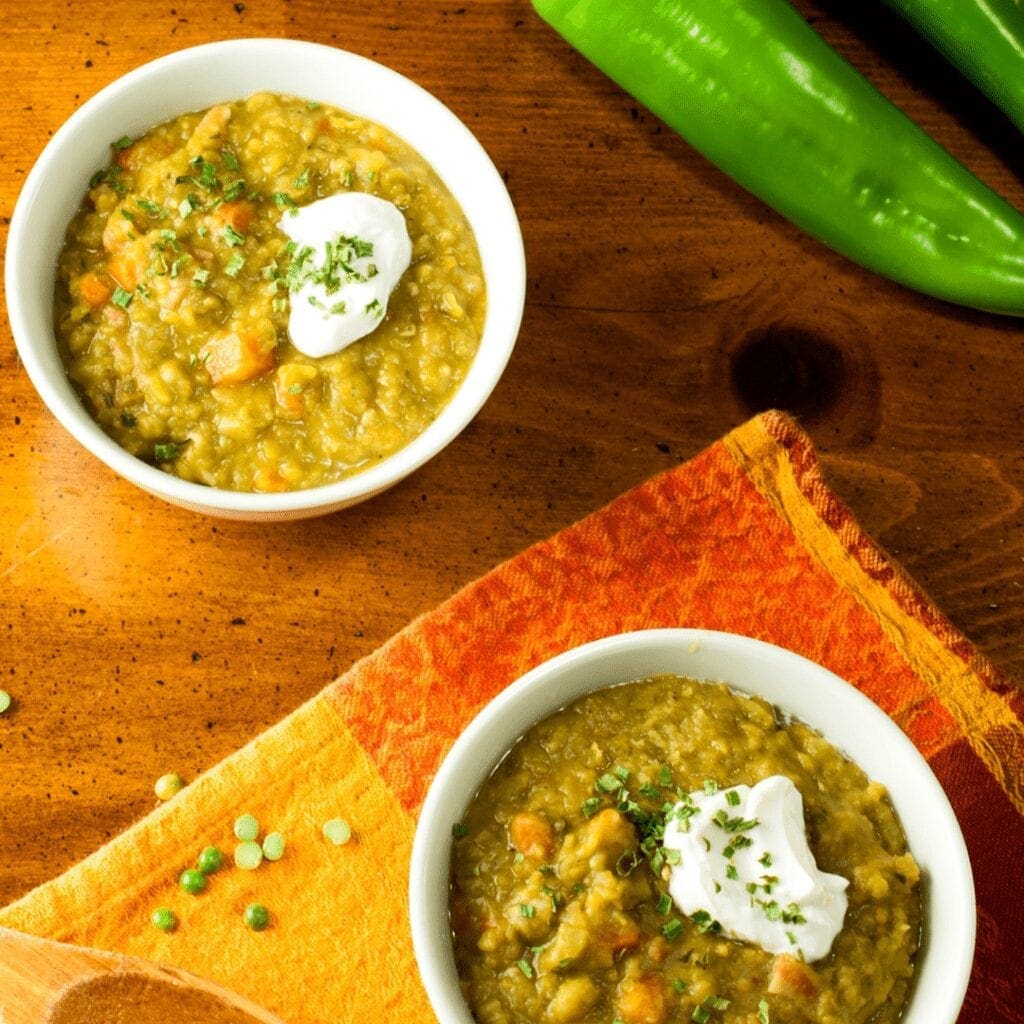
2, 410, 1020, 1023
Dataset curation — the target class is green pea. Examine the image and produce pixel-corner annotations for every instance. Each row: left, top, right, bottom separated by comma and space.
243, 903, 270, 931
234, 841, 263, 870
0, 691, 11, 715
197, 846, 224, 874
154, 773, 185, 801
322, 818, 351, 846
234, 813, 259, 842
151, 907, 177, 932
179, 868, 207, 895
262, 832, 285, 862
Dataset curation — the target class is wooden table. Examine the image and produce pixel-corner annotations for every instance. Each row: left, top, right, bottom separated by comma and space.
2, 0, 1022, 907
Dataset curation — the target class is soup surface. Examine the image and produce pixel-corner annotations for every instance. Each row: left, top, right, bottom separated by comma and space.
55, 93, 485, 492
450, 675, 921, 1024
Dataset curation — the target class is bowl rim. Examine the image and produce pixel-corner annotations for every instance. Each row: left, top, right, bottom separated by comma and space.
409, 628, 976, 1024
6, 37, 525, 515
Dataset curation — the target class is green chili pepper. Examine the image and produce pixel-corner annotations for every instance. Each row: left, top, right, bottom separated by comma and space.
882, 0, 1024, 133
532, 0, 1024, 315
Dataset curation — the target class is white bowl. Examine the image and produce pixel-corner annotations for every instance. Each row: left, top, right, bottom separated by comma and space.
410, 629, 975, 1024
6, 39, 525, 520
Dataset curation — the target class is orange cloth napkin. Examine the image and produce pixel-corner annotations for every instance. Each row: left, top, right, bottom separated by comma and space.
2, 410, 1021, 1023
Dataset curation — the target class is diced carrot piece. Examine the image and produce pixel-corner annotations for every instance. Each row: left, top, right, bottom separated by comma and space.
768, 953, 820, 999
616, 975, 667, 1024
509, 812, 555, 863
252, 467, 288, 492
114, 144, 135, 170
78, 272, 113, 309
189, 104, 232, 151
214, 201, 255, 235
273, 363, 319, 420
599, 914, 643, 952
102, 306, 129, 329
646, 935, 670, 964
107, 251, 140, 292
200, 330, 276, 386
317, 116, 334, 137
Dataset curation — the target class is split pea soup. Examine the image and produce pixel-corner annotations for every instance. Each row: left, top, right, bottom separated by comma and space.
54, 92, 486, 492
450, 675, 921, 1024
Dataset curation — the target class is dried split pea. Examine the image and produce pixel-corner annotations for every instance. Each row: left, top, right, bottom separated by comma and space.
154, 773, 185, 801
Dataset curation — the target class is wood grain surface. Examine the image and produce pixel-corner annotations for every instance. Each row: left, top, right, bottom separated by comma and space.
2, 0, 1023, 907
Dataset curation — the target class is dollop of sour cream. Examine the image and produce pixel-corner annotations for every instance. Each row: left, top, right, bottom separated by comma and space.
279, 193, 412, 358
662, 775, 848, 962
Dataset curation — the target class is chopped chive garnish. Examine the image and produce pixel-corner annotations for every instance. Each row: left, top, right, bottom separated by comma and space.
192, 269, 211, 288
120, 209, 136, 223
725, 863, 738, 880
225, 252, 246, 277
119, 412, 136, 427
272, 191, 298, 209
661, 918, 683, 940
659, 765, 673, 786
725, 790, 740, 807
703, 779, 718, 796
580, 796, 601, 818
223, 179, 246, 202
222, 224, 245, 247
221, 149, 240, 171
758, 1000, 770, 1024
596, 773, 621, 793
519, 904, 535, 918
656, 893, 672, 915
111, 286, 133, 309
272, 296, 288, 313
759, 852, 773, 867
673, 979, 687, 994
170, 255, 190, 278
306, 101, 321, 111
692, 1008, 710, 1024
293, 168, 309, 189
704, 996, 730, 1011
112, 135, 133, 150
516, 959, 533, 978
691, 909, 721, 934
135, 197, 167, 219
451, 822, 469, 839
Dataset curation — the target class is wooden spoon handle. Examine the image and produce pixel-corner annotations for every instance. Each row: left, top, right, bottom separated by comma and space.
0, 926, 118, 1024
